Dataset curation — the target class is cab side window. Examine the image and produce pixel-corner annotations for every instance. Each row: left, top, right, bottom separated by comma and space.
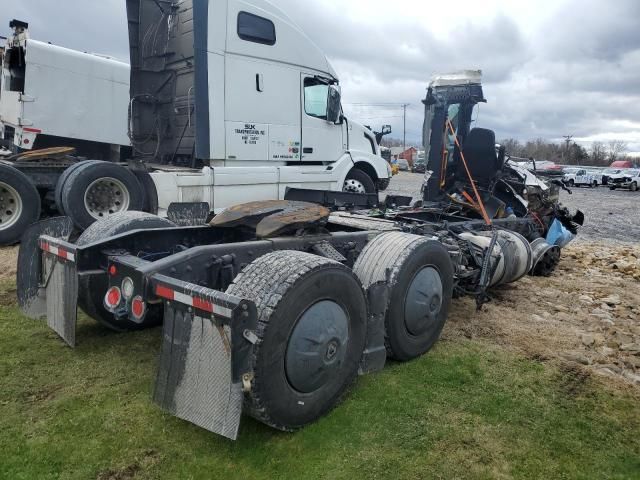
237, 11, 276, 46
304, 78, 328, 119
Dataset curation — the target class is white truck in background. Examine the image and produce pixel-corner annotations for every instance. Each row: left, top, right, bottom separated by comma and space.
0, 7, 391, 244
0, 20, 130, 159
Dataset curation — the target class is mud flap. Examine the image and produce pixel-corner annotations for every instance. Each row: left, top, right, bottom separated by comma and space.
359, 282, 389, 375
152, 282, 257, 440
17, 217, 74, 320
45, 251, 79, 347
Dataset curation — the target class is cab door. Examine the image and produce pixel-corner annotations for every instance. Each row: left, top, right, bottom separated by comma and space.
300, 74, 345, 163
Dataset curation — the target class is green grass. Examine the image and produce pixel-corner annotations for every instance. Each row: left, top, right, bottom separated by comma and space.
1, 279, 639, 480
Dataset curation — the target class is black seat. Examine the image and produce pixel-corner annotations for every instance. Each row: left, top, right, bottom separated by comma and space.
457, 128, 499, 184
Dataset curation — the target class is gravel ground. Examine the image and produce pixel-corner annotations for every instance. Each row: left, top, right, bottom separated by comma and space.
384, 172, 640, 244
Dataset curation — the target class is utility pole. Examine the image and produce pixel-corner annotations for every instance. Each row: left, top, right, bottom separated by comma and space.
563, 135, 573, 164
402, 104, 409, 154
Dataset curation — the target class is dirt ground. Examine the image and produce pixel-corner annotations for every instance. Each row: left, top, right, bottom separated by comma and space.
386, 172, 640, 386
1, 175, 638, 386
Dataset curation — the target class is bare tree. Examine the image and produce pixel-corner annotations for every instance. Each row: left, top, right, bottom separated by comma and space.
607, 140, 628, 163
590, 141, 608, 165
499, 138, 523, 156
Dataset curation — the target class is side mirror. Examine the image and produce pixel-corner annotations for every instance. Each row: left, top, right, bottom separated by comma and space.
326, 86, 341, 124
382, 125, 392, 135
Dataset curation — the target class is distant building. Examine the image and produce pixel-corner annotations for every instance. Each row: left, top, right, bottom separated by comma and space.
391, 147, 418, 167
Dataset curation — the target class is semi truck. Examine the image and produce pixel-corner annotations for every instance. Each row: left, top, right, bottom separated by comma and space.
17, 5, 583, 442
0, 11, 390, 244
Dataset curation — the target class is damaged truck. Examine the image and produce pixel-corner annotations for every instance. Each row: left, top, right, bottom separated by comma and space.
17, 2, 582, 441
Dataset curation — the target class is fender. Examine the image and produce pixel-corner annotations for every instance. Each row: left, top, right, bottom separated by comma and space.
336, 150, 391, 188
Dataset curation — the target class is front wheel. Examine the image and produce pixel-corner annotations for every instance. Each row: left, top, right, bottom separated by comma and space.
568, 179, 575, 187
631, 182, 638, 192
343, 169, 376, 194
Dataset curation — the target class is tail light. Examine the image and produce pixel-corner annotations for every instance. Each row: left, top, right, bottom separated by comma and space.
104, 286, 122, 311
131, 296, 146, 320
121, 277, 135, 300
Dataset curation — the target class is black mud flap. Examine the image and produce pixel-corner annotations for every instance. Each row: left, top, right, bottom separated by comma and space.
152, 277, 257, 440
167, 202, 211, 226
17, 217, 74, 321
359, 282, 390, 375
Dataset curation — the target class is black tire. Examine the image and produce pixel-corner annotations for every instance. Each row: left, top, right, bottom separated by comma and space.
54, 160, 101, 215
343, 169, 376, 194
377, 177, 391, 191
226, 251, 367, 431
592, 181, 598, 188
62, 161, 145, 230
132, 169, 159, 215
610, 186, 616, 190
568, 179, 575, 187
631, 182, 638, 192
77, 212, 176, 331
0, 165, 41, 245
353, 232, 453, 362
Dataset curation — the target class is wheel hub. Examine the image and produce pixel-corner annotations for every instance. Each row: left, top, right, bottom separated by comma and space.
84, 177, 130, 219
0, 182, 23, 230
285, 300, 349, 394
404, 267, 443, 336
343, 179, 366, 194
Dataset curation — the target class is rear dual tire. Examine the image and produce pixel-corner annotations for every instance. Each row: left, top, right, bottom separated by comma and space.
60, 161, 146, 230
353, 232, 454, 361
226, 251, 367, 431
0, 165, 41, 246
76, 211, 176, 331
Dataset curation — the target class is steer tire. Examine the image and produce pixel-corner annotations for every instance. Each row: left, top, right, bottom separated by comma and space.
54, 160, 101, 215
226, 250, 367, 431
344, 169, 376, 194
631, 182, 638, 192
0, 165, 41, 246
77, 212, 176, 331
62, 161, 145, 230
353, 232, 453, 362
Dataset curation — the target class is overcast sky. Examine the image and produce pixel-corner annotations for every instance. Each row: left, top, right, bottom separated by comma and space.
2, 0, 639, 154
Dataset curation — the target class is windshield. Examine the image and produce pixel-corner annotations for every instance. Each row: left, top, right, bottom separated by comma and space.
604, 169, 621, 174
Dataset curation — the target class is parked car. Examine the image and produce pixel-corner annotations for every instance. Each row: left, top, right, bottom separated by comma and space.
602, 168, 624, 185
397, 158, 410, 171
609, 169, 640, 191
563, 168, 597, 187
413, 159, 427, 173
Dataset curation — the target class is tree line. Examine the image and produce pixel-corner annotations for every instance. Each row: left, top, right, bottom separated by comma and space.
499, 138, 630, 166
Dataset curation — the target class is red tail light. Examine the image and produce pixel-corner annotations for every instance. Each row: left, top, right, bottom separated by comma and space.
131, 296, 146, 320
104, 286, 122, 310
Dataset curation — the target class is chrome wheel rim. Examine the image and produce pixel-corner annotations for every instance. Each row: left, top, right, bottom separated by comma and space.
343, 178, 366, 194
0, 182, 23, 230
84, 177, 130, 220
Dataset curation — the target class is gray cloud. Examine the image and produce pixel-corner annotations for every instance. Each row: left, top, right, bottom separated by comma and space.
1, 0, 638, 153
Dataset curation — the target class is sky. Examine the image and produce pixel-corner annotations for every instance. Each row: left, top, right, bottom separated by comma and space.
1, 0, 639, 154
